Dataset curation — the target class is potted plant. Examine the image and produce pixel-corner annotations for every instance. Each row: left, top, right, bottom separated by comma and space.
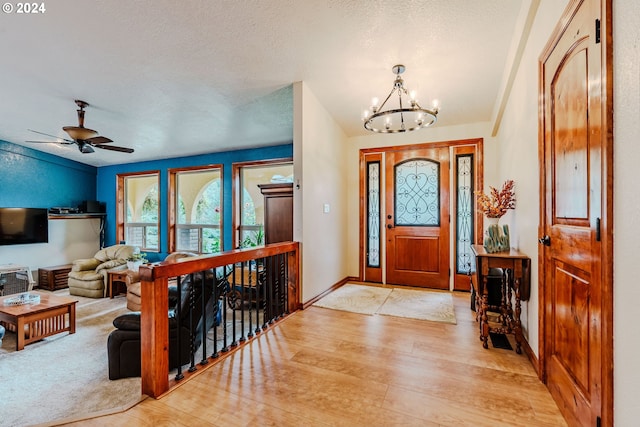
476, 180, 516, 252
126, 252, 148, 272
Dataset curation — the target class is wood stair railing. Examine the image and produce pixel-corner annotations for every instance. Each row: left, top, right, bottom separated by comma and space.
138, 242, 300, 398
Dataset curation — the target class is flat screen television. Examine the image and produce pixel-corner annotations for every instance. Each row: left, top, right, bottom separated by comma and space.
0, 208, 49, 246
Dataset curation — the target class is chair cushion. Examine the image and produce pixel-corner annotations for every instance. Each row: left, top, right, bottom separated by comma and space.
113, 313, 141, 331
94, 245, 136, 263
72, 258, 101, 272
126, 281, 142, 311
164, 251, 198, 263
68, 269, 104, 282
96, 259, 126, 272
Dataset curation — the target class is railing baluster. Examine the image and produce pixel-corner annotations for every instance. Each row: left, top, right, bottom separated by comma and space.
200, 269, 210, 366
174, 275, 184, 381
187, 272, 199, 373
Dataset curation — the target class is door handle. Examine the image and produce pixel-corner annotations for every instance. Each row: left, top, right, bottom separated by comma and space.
538, 235, 551, 246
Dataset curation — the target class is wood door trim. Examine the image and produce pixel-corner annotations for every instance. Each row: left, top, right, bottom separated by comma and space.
537, 0, 613, 425
360, 138, 483, 155
452, 143, 484, 291
231, 158, 293, 249
358, 138, 484, 285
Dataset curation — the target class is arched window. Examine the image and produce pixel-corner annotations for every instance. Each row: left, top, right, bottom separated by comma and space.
118, 172, 160, 251
169, 166, 222, 254
235, 161, 292, 248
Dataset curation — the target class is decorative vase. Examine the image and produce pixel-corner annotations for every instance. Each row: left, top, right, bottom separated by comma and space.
483, 217, 510, 253
127, 260, 142, 272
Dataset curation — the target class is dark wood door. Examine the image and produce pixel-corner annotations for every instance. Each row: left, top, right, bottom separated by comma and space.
385, 148, 449, 289
540, 0, 612, 425
259, 183, 293, 244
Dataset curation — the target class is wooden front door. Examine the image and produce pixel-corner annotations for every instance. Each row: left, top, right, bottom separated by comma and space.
539, 0, 612, 425
385, 148, 450, 289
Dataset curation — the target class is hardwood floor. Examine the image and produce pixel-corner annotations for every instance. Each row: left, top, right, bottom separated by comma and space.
61, 291, 566, 426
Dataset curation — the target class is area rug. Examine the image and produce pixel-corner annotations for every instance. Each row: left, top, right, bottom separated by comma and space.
313, 284, 457, 324
312, 284, 392, 315
376, 287, 457, 324
0, 290, 141, 427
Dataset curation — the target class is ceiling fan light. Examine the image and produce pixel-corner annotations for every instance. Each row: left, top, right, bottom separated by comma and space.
77, 140, 94, 153
63, 126, 98, 141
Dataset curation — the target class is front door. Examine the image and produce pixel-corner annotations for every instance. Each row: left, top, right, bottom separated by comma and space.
385, 148, 450, 289
539, 0, 612, 425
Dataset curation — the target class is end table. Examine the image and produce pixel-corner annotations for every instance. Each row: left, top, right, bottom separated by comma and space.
107, 270, 139, 299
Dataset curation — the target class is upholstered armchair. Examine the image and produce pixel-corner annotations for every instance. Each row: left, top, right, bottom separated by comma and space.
68, 245, 136, 298
126, 251, 198, 311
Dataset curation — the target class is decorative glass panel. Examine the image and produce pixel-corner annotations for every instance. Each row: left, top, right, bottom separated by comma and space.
456, 155, 473, 274
395, 159, 439, 226
367, 161, 380, 267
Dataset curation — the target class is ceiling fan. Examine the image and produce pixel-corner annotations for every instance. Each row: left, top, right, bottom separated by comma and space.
26, 100, 134, 154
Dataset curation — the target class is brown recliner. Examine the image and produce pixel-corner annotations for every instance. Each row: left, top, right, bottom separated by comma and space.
68, 245, 136, 298
126, 251, 197, 311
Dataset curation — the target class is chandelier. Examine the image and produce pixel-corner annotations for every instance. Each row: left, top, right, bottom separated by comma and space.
362, 64, 439, 133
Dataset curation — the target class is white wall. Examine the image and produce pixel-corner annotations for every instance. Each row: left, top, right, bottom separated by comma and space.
613, 0, 640, 423
294, 82, 350, 302
0, 218, 101, 284
494, 0, 569, 356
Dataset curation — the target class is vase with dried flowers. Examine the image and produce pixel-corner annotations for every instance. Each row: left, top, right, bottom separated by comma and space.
476, 180, 516, 252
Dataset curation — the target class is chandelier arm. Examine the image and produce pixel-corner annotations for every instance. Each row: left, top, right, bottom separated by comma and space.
377, 86, 397, 111
397, 89, 407, 129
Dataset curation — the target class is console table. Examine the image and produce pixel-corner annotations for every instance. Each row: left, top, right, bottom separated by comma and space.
470, 245, 531, 354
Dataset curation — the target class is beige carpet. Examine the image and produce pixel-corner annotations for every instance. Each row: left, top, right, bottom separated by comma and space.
0, 290, 141, 427
313, 283, 457, 325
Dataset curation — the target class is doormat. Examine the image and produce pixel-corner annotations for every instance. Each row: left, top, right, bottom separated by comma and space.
489, 332, 513, 350
313, 284, 456, 324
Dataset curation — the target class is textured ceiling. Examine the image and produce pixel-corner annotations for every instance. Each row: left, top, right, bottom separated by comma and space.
0, 0, 524, 166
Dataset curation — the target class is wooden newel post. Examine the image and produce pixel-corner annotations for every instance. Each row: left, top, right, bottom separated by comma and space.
140, 271, 170, 398
287, 243, 300, 312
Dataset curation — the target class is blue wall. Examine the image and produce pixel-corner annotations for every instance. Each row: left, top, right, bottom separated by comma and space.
97, 144, 293, 261
0, 140, 97, 208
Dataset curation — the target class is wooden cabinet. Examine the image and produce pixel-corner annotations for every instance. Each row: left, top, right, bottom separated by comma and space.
38, 264, 73, 291
258, 183, 293, 244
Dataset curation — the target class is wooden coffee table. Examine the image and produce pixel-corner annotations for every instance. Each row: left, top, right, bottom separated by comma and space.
0, 291, 77, 350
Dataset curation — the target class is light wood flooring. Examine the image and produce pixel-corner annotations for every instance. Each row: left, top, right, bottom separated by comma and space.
60, 291, 566, 427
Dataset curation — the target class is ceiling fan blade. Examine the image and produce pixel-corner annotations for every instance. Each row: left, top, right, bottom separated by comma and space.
28, 129, 74, 144
85, 136, 113, 145
25, 139, 74, 145
94, 144, 134, 153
